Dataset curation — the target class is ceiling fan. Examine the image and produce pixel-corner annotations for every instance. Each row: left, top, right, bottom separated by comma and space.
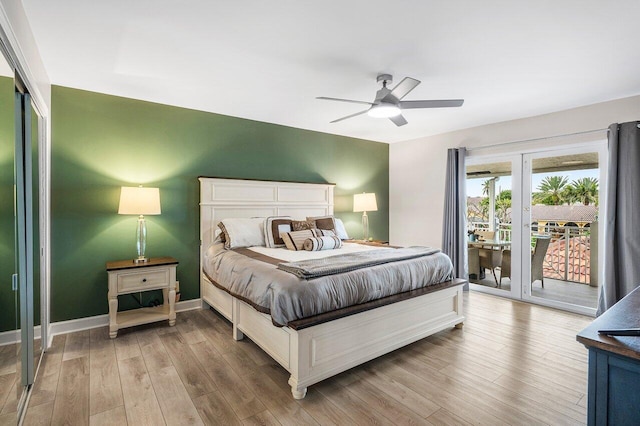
317, 74, 464, 127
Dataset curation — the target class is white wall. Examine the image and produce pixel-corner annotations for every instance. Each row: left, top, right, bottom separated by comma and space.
389, 95, 640, 247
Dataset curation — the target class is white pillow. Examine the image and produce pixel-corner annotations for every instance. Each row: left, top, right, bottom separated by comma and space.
334, 218, 350, 240
218, 218, 265, 249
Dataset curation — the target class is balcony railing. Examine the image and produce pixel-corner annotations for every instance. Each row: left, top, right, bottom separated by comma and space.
470, 222, 512, 242
469, 222, 595, 285
537, 224, 593, 285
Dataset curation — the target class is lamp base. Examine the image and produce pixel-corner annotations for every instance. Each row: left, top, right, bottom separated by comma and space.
135, 215, 148, 264
362, 211, 369, 241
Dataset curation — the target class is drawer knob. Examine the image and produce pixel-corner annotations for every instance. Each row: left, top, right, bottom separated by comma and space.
142, 278, 147, 282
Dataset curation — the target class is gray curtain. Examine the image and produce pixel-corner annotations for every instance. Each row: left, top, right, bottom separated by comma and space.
597, 121, 640, 315
442, 147, 468, 289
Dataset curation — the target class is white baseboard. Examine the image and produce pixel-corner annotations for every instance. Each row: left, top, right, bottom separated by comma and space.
49, 313, 110, 337
0, 299, 203, 347
0, 330, 19, 347
0, 326, 42, 347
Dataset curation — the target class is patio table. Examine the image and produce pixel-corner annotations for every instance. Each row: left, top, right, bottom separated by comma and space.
468, 239, 511, 249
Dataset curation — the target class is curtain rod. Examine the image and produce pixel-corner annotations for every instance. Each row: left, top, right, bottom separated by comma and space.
466, 128, 608, 152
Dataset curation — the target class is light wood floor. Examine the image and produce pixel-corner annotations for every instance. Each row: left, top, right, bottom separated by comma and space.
0, 340, 43, 425
17, 292, 591, 425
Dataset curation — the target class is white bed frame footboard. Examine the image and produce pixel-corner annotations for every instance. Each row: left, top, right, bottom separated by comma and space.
199, 177, 465, 399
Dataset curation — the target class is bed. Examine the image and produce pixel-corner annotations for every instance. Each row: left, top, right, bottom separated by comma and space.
199, 177, 465, 399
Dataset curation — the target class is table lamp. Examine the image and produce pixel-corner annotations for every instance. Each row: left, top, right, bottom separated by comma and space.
353, 192, 377, 240
118, 186, 161, 263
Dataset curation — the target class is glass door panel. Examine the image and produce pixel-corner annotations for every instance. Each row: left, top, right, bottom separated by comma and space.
522, 148, 604, 313
466, 155, 522, 299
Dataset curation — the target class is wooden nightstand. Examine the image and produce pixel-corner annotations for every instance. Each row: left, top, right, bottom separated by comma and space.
106, 256, 178, 338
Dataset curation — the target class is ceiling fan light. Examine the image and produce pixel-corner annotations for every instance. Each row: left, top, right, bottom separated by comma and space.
367, 103, 401, 118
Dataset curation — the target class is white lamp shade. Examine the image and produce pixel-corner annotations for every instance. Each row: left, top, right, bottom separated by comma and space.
353, 192, 378, 212
118, 186, 161, 215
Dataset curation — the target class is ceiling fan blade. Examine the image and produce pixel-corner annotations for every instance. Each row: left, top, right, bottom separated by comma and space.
386, 77, 421, 101
400, 99, 464, 109
317, 97, 373, 106
389, 114, 408, 127
330, 109, 370, 123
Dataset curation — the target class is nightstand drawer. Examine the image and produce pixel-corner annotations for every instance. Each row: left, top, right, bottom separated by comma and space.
117, 269, 169, 293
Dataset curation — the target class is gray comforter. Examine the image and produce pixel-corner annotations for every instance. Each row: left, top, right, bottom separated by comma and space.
203, 243, 454, 326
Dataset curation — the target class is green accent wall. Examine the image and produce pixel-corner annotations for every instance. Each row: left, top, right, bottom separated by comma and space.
51, 86, 389, 322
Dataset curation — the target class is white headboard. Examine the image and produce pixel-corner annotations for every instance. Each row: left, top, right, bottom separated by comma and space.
199, 177, 335, 251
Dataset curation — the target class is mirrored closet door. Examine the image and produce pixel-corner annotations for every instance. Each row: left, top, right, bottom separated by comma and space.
0, 42, 20, 418
0, 42, 44, 422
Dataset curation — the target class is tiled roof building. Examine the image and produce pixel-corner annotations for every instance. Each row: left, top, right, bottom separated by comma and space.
467, 197, 598, 227
532, 205, 598, 227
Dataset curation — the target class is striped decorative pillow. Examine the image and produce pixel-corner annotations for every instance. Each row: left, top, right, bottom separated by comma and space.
282, 230, 316, 251
303, 235, 343, 251
315, 229, 337, 237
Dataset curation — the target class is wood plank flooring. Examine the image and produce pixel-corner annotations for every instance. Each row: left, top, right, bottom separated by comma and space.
20, 292, 591, 425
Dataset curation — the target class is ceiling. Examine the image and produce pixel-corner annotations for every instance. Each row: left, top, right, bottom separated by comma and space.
21, 0, 640, 144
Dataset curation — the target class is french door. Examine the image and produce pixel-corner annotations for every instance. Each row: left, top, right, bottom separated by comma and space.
466, 142, 606, 315
466, 154, 523, 300
520, 145, 605, 315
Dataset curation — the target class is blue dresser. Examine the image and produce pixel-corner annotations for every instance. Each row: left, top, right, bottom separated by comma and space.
577, 287, 640, 425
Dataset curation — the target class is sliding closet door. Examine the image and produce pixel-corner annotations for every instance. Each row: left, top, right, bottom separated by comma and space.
0, 46, 17, 413
14, 80, 43, 417
16, 89, 34, 395
0, 33, 47, 422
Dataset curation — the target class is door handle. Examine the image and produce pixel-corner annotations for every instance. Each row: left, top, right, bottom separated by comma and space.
12, 273, 17, 291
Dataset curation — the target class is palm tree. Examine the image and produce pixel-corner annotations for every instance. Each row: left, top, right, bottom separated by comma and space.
561, 185, 577, 204
569, 177, 598, 205
496, 190, 512, 223
533, 176, 569, 205
478, 197, 490, 220
481, 179, 492, 196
